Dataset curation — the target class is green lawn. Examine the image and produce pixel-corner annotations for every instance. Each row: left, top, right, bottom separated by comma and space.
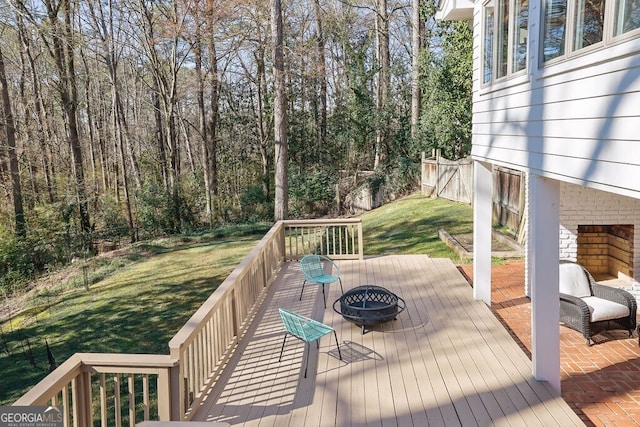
362, 194, 473, 258
0, 225, 269, 406
0, 195, 473, 405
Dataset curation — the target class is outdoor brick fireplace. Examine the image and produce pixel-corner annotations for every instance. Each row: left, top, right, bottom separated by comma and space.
559, 183, 640, 284
577, 225, 634, 280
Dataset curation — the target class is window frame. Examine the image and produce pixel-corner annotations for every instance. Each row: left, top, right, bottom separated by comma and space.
541, 0, 640, 66
612, 0, 640, 40
481, 0, 530, 86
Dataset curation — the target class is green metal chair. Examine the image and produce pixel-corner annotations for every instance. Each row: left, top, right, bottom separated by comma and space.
278, 308, 342, 378
299, 254, 344, 308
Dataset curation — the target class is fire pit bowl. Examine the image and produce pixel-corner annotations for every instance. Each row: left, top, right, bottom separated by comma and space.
333, 285, 406, 334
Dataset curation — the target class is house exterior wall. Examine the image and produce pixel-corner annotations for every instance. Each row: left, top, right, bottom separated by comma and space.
559, 182, 640, 283
459, 0, 640, 392
470, 1, 640, 200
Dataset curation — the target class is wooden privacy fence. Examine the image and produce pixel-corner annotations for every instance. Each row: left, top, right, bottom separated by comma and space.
421, 150, 473, 204
492, 166, 525, 235
13, 219, 363, 426
421, 150, 525, 236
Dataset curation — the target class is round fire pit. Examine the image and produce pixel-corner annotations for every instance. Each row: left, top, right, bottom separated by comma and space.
333, 285, 406, 334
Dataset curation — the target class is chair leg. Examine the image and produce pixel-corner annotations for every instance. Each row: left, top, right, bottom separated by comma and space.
333, 330, 342, 360
279, 334, 288, 362
303, 342, 310, 378
299, 280, 307, 301
322, 284, 327, 308
338, 278, 344, 295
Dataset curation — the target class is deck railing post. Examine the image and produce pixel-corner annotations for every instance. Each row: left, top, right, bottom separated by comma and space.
276, 221, 286, 260
156, 367, 171, 421
358, 221, 364, 260
72, 371, 92, 427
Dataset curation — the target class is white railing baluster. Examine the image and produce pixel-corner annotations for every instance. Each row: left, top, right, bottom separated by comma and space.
143, 374, 150, 421
128, 374, 134, 427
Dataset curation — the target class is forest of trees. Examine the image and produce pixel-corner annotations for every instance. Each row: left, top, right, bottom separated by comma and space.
0, 0, 471, 295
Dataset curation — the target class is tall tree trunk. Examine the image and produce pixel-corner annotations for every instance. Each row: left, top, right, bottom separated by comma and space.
374, 0, 390, 169
44, 0, 92, 244
206, 13, 220, 223
153, 85, 168, 190
0, 45, 26, 238
271, 0, 288, 221
194, 30, 210, 222
79, 47, 99, 197
313, 0, 327, 156
254, 48, 270, 202
195, 5, 220, 225
17, 15, 55, 203
411, 0, 423, 140
115, 99, 135, 242
17, 39, 40, 206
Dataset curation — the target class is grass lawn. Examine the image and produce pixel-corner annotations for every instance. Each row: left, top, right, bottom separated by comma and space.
0, 225, 269, 406
0, 195, 474, 405
361, 194, 473, 259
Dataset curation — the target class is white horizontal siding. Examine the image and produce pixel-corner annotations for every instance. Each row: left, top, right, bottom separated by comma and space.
471, 0, 640, 199
472, 144, 640, 194
474, 117, 640, 143
472, 135, 640, 165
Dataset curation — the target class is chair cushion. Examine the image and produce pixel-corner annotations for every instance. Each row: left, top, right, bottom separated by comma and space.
559, 263, 592, 297
581, 296, 631, 322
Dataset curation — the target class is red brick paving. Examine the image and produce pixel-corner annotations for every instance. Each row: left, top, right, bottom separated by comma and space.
459, 261, 640, 427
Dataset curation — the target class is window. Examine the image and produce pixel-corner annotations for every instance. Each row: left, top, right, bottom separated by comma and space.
543, 0, 567, 61
484, 3, 495, 83
614, 0, 640, 35
574, 0, 605, 50
543, 0, 640, 62
497, 0, 510, 78
513, 0, 529, 72
483, 0, 529, 84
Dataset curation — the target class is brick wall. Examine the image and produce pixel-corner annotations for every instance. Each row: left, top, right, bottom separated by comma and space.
560, 183, 640, 283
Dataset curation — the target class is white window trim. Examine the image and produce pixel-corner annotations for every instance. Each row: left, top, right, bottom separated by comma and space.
541, 0, 640, 67
481, 0, 530, 88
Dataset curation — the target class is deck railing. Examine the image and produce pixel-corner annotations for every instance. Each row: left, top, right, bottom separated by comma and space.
283, 219, 364, 261
13, 219, 363, 425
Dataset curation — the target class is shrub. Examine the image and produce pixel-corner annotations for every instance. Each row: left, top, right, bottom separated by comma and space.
289, 169, 337, 217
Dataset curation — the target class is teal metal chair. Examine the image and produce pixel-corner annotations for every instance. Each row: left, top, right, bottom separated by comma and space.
299, 254, 344, 308
278, 308, 342, 378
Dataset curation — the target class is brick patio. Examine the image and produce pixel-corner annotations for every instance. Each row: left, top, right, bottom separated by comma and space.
459, 261, 640, 427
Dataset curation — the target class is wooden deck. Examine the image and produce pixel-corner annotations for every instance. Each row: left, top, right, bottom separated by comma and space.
192, 255, 583, 426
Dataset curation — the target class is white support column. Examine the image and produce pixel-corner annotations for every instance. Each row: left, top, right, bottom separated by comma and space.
529, 174, 561, 393
473, 161, 492, 305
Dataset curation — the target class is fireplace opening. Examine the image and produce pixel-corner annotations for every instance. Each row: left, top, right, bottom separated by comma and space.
577, 225, 634, 281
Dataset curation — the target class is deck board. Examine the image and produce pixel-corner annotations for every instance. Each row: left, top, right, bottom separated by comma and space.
193, 256, 583, 426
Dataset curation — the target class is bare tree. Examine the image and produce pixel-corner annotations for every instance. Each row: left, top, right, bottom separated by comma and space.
271, 0, 288, 220
14, 0, 93, 243
373, 0, 390, 169
193, 0, 221, 224
16, 15, 55, 204
313, 0, 328, 152
411, 0, 423, 140
0, 43, 25, 237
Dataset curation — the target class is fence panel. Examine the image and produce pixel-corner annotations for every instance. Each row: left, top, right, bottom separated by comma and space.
493, 167, 524, 232
421, 151, 524, 234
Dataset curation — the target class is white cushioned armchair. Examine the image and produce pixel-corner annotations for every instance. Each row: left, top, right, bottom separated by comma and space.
559, 261, 637, 346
